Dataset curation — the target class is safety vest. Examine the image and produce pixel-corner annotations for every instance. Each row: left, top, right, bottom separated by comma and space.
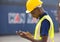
34, 15, 54, 42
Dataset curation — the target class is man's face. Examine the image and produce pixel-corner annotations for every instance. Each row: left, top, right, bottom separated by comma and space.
30, 7, 42, 18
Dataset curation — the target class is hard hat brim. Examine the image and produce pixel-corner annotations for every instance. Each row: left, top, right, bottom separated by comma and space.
26, 5, 42, 13
26, 10, 30, 13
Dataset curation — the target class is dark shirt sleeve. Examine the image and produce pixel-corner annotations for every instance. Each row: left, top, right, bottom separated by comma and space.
40, 19, 50, 36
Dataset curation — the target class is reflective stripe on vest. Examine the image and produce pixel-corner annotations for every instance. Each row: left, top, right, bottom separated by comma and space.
34, 15, 54, 42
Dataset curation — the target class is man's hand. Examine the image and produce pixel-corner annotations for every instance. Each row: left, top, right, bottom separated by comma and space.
16, 31, 33, 40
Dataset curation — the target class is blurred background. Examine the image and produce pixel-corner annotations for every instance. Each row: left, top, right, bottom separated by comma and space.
0, 0, 60, 42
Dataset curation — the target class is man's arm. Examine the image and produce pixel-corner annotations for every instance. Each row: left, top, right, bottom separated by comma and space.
16, 31, 48, 42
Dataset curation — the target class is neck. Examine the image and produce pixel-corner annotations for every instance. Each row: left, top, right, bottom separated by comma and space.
39, 12, 47, 19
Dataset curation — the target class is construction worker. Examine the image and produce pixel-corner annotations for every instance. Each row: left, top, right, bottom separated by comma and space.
16, 0, 54, 42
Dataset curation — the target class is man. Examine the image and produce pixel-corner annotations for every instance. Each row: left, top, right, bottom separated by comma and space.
16, 0, 54, 42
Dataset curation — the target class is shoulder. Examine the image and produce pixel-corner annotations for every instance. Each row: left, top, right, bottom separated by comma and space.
42, 19, 50, 24
41, 19, 50, 28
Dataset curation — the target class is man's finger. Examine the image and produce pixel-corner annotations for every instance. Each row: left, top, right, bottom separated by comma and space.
16, 31, 21, 35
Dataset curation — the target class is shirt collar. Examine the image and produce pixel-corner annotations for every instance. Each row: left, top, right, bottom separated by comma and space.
39, 12, 47, 19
